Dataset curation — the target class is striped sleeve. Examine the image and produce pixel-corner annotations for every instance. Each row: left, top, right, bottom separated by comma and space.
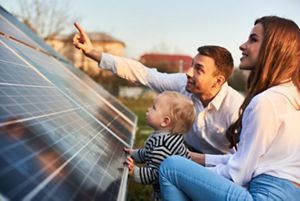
138, 166, 159, 184
164, 134, 190, 158
131, 148, 146, 163
137, 134, 190, 184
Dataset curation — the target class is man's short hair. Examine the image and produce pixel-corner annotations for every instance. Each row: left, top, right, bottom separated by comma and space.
197, 45, 234, 81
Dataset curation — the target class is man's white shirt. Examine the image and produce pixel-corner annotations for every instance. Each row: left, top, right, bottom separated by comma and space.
99, 53, 244, 154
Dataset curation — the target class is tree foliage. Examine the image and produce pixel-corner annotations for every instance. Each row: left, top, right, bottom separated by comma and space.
228, 68, 250, 94
14, 0, 77, 40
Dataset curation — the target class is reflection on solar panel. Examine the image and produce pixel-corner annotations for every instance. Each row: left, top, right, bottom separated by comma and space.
0, 6, 137, 201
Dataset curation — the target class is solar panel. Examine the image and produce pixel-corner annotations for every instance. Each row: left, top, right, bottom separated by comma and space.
0, 6, 67, 61
0, 5, 137, 201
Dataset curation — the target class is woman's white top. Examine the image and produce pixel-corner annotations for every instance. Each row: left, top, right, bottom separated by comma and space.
206, 82, 300, 187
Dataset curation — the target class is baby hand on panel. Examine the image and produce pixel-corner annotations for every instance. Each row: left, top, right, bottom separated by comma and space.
124, 156, 135, 176
123, 147, 134, 155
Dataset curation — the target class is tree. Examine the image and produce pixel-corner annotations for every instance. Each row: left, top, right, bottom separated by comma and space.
14, 0, 77, 40
228, 68, 250, 94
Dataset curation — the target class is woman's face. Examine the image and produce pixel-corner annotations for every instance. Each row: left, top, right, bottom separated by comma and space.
239, 23, 264, 70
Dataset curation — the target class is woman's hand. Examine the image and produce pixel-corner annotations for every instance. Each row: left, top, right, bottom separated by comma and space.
189, 151, 205, 165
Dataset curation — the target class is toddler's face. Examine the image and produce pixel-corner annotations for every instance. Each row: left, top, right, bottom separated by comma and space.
145, 94, 169, 130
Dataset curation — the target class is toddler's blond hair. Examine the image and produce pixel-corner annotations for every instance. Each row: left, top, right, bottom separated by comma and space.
159, 91, 195, 134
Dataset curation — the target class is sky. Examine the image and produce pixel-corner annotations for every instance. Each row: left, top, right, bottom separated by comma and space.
1, 0, 300, 66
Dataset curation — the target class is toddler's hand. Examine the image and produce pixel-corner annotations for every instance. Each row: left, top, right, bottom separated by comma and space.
123, 147, 133, 155
124, 156, 135, 176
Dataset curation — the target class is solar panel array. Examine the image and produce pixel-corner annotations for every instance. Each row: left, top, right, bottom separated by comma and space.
0, 6, 137, 201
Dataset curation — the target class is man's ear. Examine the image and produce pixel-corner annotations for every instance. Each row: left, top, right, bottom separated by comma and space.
161, 116, 171, 127
213, 74, 225, 88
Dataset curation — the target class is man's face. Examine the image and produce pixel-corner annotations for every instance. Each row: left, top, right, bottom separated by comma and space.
185, 54, 219, 97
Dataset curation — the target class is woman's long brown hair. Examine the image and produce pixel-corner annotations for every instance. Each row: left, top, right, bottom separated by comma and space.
226, 16, 300, 149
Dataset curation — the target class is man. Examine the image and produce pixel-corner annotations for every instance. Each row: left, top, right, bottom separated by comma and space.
73, 22, 244, 154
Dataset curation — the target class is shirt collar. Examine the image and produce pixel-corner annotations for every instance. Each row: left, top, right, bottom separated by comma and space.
208, 82, 228, 111
191, 82, 229, 111
152, 130, 171, 137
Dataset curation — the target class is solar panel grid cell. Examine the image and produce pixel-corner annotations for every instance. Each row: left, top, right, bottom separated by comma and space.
60, 62, 137, 122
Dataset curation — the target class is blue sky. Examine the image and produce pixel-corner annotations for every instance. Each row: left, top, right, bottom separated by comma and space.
1, 0, 300, 66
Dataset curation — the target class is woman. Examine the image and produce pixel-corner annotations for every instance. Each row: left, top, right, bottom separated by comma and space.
159, 16, 300, 201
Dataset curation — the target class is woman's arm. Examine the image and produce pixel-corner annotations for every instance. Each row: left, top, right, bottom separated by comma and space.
211, 95, 278, 186
189, 151, 232, 167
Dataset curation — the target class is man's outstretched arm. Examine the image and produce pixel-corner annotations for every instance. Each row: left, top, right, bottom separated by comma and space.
72, 22, 187, 93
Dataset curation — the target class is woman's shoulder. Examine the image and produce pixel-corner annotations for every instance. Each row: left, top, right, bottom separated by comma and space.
252, 82, 300, 109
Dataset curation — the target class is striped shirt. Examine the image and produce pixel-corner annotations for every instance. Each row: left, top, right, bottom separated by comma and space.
131, 130, 190, 197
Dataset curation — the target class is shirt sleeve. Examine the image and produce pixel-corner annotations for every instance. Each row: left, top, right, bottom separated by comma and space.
133, 165, 159, 184
99, 53, 187, 93
205, 154, 232, 166
131, 148, 146, 163
137, 146, 173, 184
209, 95, 278, 186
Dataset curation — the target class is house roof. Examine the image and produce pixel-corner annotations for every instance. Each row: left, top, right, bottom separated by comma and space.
87, 32, 125, 47
140, 53, 192, 72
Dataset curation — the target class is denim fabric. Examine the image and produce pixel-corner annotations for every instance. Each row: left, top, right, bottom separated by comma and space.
159, 155, 300, 201
249, 174, 300, 201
